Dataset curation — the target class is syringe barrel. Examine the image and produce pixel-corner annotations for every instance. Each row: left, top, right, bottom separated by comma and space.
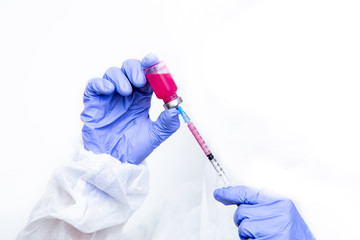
208, 154, 231, 186
187, 121, 211, 156
179, 107, 231, 186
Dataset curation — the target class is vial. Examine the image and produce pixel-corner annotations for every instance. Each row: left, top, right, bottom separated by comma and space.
144, 61, 183, 109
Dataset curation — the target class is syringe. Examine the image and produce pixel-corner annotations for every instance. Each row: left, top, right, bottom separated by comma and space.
177, 106, 231, 186
143, 59, 231, 185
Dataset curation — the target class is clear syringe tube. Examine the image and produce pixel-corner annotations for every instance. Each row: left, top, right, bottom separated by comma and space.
177, 106, 231, 186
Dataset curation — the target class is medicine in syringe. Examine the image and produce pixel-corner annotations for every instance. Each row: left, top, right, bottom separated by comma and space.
177, 106, 231, 186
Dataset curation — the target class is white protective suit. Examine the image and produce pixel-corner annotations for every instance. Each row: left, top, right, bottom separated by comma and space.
16, 145, 236, 240
16, 148, 150, 240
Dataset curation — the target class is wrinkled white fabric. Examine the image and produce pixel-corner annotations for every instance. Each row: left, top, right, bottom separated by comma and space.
16, 148, 149, 240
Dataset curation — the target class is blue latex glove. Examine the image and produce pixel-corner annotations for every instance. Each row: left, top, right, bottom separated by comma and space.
81, 53, 180, 164
214, 186, 315, 240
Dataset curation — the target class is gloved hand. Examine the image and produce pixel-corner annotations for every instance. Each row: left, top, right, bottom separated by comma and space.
81, 53, 180, 164
214, 186, 315, 240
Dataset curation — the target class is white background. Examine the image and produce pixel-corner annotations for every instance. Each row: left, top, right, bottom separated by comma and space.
1, 0, 359, 239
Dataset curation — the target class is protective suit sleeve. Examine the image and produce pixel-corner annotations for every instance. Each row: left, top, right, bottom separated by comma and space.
16, 148, 150, 240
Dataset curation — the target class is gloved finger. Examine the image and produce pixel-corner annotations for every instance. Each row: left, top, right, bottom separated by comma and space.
121, 59, 147, 88
84, 78, 115, 96
141, 53, 160, 69
149, 108, 180, 146
103, 67, 133, 96
139, 53, 160, 94
233, 204, 254, 227
214, 186, 272, 205
238, 219, 256, 239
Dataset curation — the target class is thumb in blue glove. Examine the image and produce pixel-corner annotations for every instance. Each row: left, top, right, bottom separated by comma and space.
81, 53, 180, 164
214, 186, 316, 240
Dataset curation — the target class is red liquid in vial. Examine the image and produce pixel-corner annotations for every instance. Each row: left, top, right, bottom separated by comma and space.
145, 73, 178, 103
